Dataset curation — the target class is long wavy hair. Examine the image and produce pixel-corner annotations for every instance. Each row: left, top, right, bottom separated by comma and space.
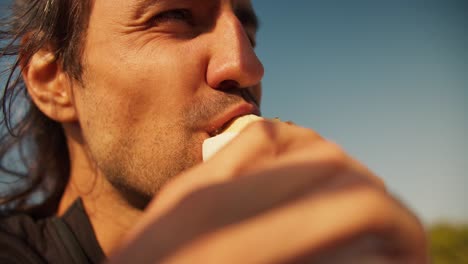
0, 0, 90, 218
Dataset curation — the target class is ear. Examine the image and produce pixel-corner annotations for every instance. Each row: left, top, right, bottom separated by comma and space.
22, 48, 78, 122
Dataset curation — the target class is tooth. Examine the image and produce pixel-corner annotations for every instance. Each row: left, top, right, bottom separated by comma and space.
203, 115, 264, 161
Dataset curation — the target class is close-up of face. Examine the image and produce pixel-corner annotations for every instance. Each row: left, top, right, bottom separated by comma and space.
70, 0, 264, 202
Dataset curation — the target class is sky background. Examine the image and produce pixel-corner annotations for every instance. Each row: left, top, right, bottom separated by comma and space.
252, 0, 467, 224
1, 0, 467, 224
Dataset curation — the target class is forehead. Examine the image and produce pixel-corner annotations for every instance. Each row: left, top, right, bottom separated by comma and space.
92, 0, 256, 16
129, 0, 255, 9
89, 0, 258, 32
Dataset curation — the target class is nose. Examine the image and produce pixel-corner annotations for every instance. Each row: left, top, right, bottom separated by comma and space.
206, 11, 264, 90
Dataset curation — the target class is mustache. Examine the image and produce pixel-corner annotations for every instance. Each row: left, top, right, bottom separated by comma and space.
220, 87, 259, 107
184, 88, 260, 129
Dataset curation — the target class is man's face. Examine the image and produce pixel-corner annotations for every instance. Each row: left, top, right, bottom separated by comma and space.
72, 0, 263, 204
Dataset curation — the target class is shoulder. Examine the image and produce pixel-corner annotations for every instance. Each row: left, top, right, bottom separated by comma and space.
0, 199, 104, 264
0, 211, 42, 238
0, 213, 47, 264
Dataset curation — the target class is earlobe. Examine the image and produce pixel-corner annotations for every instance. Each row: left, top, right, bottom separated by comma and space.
22, 49, 78, 122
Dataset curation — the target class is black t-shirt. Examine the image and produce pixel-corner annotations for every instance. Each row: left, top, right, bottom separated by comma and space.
0, 199, 105, 264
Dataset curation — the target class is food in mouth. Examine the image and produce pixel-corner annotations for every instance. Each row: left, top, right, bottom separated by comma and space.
202, 114, 264, 161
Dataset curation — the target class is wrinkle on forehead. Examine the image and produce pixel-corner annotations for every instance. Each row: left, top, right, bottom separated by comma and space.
125, 0, 257, 26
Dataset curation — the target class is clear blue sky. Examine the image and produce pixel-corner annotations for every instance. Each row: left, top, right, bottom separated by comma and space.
252, 0, 467, 223
1, 0, 467, 223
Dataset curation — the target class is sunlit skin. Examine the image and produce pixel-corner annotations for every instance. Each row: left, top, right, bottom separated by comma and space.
51, 0, 263, 255
22, 0, 428, 262
73, 0, 262, 201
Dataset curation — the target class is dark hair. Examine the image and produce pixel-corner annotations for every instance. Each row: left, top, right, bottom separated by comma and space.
0, 0, 90, 218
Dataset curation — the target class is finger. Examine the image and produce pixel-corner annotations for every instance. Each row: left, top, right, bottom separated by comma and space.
150, 121, 322, 213
162, 186, 427, 264
258, 140, 386, 191
210, 120, 323, 177
141, 151, 375, 252
150, 122, 385, 218
145, 160, 385, 258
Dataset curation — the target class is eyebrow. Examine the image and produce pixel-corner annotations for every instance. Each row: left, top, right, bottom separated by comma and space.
130, 0, 260, 31
131, 0, 161, 19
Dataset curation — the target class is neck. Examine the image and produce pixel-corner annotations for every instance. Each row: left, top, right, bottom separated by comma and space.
57, 127, 143, 257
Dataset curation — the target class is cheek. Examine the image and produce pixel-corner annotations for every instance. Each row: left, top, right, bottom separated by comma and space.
75, 77, 159, 150
76, 41, 208, 148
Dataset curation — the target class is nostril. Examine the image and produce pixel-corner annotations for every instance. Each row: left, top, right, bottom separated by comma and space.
218, 80, 240, 90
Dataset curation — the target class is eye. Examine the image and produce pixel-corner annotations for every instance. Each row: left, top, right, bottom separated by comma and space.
150, 9, 194, 26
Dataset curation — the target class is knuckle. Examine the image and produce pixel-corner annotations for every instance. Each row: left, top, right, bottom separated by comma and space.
247, 120, 276, 140
348, 187, 427, 259
357, 187, 395, 227
291, 125, 323, 144
321, 142, 349, 171
296, 126, 321, 140
373, 176, 387, 191
362, 187, 390, 210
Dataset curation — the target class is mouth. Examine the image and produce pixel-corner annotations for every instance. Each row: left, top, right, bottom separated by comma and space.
210, 118, 238, 137
207, 103, 261, 137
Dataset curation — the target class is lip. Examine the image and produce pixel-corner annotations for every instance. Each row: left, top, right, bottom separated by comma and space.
206, 102, 261, 137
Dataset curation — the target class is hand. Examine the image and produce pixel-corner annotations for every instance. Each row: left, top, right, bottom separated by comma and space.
108, 120, 428, 263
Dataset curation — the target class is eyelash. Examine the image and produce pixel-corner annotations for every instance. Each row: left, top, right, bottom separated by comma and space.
150, 9, 193, 26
